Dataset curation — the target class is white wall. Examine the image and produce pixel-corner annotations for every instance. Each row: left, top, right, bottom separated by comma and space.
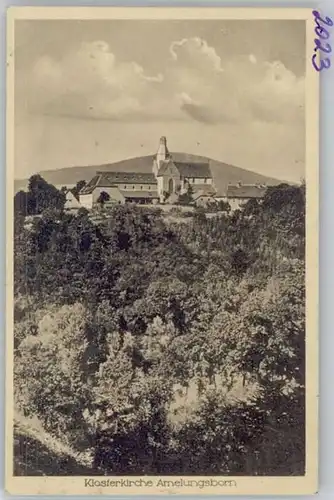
157, 177, 165, 201
79, 193, 93, 209
80, 187, 126, 208
92, 186, 125, 204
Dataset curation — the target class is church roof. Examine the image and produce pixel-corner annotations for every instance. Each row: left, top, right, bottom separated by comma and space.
80, 171, 156, 194
175, 162, 212, 178
226, 184, 267, 199
157, 161, 212, 178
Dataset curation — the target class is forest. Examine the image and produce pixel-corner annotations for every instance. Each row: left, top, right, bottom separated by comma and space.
13, 175, 306, 476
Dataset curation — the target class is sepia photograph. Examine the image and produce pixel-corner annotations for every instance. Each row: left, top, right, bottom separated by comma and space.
6, 6, 318, 496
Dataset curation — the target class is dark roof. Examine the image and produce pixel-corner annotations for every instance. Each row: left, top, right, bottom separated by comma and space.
157, 161, 212, 178
81, 175, 100, 194
80, 171, 156, 194
174, 162, 212, 178
226, 184, 267, 199
97, 171, 156, 184
120, 190, 159, 199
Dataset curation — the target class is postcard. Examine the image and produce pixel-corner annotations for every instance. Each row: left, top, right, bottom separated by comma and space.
6, 6, 319, 496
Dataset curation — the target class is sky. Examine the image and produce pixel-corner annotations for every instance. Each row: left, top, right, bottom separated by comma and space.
14, 19, 306, 181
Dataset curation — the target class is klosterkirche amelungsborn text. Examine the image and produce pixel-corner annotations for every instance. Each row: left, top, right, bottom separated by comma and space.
79, 136, 216, 209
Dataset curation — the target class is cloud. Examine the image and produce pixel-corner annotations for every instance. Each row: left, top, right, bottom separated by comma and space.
249, 54, 257, 64
26, 37, 304, 126
170, 37, 224, 73
29, 41, 165, 120
178, 92, 218, 124
168, 39, 304, 124
247, 61, 304, 123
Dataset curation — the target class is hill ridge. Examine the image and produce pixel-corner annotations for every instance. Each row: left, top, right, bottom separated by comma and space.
15, 153, 283, 194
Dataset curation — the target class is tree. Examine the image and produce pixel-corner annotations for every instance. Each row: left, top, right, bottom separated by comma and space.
15, 303, 94, 445
72, 180, 87, 200
177, 184, 194, 205
12, 190, 306, 476
26, 175, 66, 215
97, 191, 111, 206
171, 390, 267, 474
217, 199, 231, 213
262, 183, 304, 214
193, 206, 206, 223
14, 190, 28, 215
231, 248, 251, 275
242, 198, 260, 217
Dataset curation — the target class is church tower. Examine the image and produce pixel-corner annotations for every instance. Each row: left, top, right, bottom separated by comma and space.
153, 136, 170, 177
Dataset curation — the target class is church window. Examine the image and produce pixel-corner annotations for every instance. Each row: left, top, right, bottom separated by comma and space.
148, 186, 151, 190
204, 178, 207, 183
132, 186, 135, 190
168, 178, 174, 194
124, 185, 127, 189
192, 178, 195, 183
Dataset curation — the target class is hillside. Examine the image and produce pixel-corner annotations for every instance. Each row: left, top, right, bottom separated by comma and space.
13, 413, 93, 476
14, 153, 283, 194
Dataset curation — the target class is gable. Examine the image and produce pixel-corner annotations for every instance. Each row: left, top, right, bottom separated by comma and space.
156, 161, 180, 177
64, 191, 81, 209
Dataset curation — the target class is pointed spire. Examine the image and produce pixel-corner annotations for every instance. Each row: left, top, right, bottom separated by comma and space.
156, 136, 170, 166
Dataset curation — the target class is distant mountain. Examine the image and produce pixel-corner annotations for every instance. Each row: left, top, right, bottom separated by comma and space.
14, 153, 283, 195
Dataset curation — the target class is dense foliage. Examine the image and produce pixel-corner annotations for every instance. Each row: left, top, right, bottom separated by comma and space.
13, 178, 306, 475
14, 175, 66, 216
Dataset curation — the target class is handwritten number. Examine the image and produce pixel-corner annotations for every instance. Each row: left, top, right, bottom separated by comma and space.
315, 25, 330, 40
312, 10, 334, 27
312, 11, 333, 71
312, 53, 331, 71
314, 38, 332, 53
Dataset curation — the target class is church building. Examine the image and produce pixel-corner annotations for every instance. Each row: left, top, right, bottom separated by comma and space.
153, 137, 214, 203
79, 137, 215, 209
